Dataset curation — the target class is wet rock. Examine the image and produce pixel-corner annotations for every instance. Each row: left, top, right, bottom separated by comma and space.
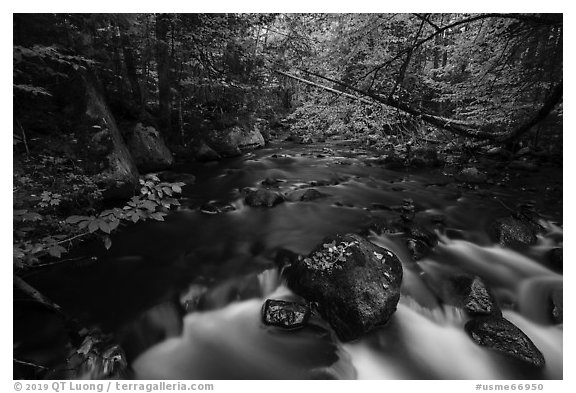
206, 125, 265, 157
286, 233, 403, 341
199, 201, 236, 215
261, 177, 283, 187
550, 288, 563, 324
440, 275, 501, 317
455, 167, 487, 184
262, 299, 310, 330
490, 216, 537, 246
547, 248, 563, 273
465, 316, 545, 368
285, 188, 328, 202
244, 189, 284, 208
126, 122, 174, 172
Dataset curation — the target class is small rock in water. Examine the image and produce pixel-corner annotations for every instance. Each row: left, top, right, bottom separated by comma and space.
465, 277, 502, 317
286, 233, 403, 341
244, 189, 284, 207
285, 188, 328, 202
262, 299, 310, 330
199, 201, 236, 215
261, 177, 283, 187
437, 275, 501, 317
490, 216, 537, 246
465, 316, 545, 368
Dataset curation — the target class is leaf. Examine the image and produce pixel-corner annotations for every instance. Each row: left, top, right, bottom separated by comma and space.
88, 220, 99, 233
30, 244, 44, 254
98, 221, 111, 234
108, 219, 120, 231
66, 215, 89, 224
162, 187, 173, 196
171, 185, 182, 193
48, 245, 66, 258
103, 236, 112, 250
140, 200, 157, 211
149, 212, 166, 221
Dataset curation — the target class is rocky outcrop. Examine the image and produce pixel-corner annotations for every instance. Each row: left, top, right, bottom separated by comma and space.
205, 125, 265, 157
244, 189, 284, 208
465, 316, 545, 368
262, 299, 310, 330
75, 73, 139, 200
490, 216, 537, 246
286, 233, 403, 341
126, 122, 174, 172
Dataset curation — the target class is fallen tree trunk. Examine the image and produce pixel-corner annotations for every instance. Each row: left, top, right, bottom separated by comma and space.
278, 68, 562, 144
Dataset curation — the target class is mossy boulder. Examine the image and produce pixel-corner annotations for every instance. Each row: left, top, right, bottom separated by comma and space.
286, 233, 403, 341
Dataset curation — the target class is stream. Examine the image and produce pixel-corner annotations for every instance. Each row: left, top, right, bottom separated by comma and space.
16, 140, 563, 380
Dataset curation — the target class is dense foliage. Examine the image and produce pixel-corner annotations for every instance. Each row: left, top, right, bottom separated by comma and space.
13, 13, 562, 270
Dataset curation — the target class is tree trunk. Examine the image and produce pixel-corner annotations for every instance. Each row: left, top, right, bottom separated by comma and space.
155, 13, 172, 137
280, 68, 562, 143
120, 29, 143, 112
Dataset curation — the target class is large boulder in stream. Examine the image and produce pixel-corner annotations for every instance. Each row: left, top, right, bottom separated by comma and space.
72, 72, 139, 200
205, 125, 265, 157
465, 316, 545, 368
286, 233, 403, 341
126, 122, 174, 172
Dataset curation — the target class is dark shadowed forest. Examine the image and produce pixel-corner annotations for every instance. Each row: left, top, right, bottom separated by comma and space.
13, 13, 563, 381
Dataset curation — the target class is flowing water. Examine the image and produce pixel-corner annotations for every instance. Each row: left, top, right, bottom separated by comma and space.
18, 140, 563, 380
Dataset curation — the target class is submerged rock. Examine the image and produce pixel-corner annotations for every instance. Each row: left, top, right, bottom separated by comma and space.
126, 122, 174, 172
244, 189, 284, 208
490, 216, 537, 246
286, 233, 403, 341
465, 316, 545, 368
262, 299, 310, 330
285, 188, 328, 202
